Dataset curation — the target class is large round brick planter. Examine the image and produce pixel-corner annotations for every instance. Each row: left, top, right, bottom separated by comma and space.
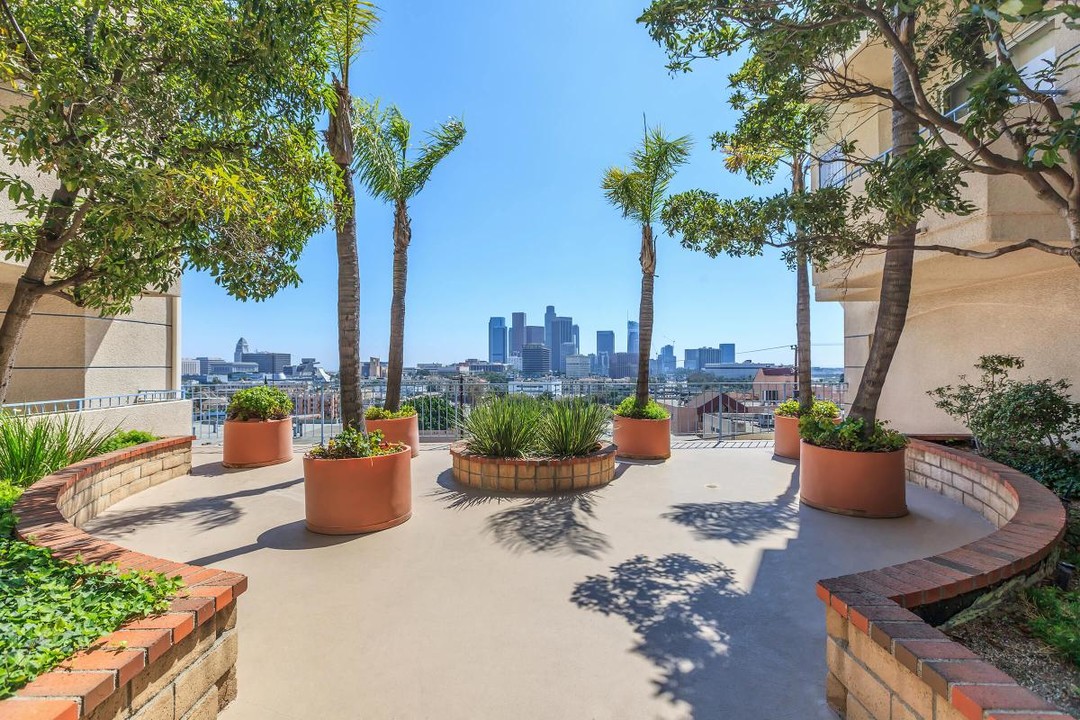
367, 414, 419, 458
303, 446, 412, 534
450, 441, 616, 493
222, 417, 293, 468
612, 415, 671, 460
799, 441, 907, 518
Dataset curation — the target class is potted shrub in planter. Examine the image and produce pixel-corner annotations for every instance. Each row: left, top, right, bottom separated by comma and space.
222, 387, 294, 468
798, 416, 908, 518
774, 399, 840, 460
612, 396, 671, 461
365, 404, 419, 458
304, 427, 411, 534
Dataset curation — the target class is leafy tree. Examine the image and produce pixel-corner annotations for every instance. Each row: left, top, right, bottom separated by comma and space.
641, 0, 1080, 434
353, 101, 466, 413
0, 0, 333, 402
323, 0, 377, 429
602, 125, 691, 413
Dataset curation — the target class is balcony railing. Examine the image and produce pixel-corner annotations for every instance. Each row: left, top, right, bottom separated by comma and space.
2, 390, 185, 416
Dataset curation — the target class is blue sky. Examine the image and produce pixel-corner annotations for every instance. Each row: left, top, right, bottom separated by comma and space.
180, 0, 845, 369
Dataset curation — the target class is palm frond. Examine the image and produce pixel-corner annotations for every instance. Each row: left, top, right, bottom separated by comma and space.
603, 125, 691, 224
352, 98, 404, 201
402, 118, 467, 196
602, 166, 647, 223
325, 1, 378, 81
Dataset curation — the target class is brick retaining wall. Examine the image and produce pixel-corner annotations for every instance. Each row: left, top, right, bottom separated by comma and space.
1, 438, 247, 720
817, 438, 1071, 719
450, 440, 616, 492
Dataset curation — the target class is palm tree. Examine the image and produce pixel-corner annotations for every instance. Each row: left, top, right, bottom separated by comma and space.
603, 126, 691, 411
353, 101, 466, 412
324, 1, 377, 429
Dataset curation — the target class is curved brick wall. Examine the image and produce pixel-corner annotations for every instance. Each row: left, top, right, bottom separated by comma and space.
1, 437, 247, 720
817, 439, 1071, 720
450, 441, 616, 492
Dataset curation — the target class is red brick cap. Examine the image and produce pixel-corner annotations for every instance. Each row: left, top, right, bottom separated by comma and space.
0, 437, 247, 719
817, 439, 1072, 719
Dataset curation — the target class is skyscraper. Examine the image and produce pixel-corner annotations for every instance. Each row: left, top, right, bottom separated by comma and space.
571, 324, 580, 353
521, 344, 551, 377
550, 316, 573, 373
488, 317, 507, 363
719, 343, 736, 363
627, 321, 640, 355
596, 330, 615, 358
559, 341, 577, 373
609, 352, 637, 380
234, 337, 249, 363
544, 305, 556, 351
659, 344, 676, 375
511, 312, 526, 355
525, 325, 545, 345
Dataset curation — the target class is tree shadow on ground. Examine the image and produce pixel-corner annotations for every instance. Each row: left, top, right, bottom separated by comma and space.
661, 468, 800, 544
87, 478, 303, 535
486, 490, 610, 558
571, 553, 743, 704
185, 519, 361, 565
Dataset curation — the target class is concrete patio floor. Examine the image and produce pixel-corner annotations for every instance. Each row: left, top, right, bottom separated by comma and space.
85, 444, 993, 720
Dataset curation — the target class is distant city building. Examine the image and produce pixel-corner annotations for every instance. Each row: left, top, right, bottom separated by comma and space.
627, 321, 639, 355
525, 325, 545, 345
488, 317, 507, 363
550, 316, 573, 373
700, 362, 774, 381
511, 312, 526, 356
596, 330, 615, 358
195, 356, 224, 375
559, 341, 577, 373
241, 351, 291, 375
718, 343, 736, 364
207, 360, 259, 376
521, 344, 551, 378
564, 354, 591, 379
593, 351, 609, 376
181, 358, 200, 376
467, 361, 508, 374
609, 352, 637, 380
684, 344, 736, 371
234, 337, 249, 363
508, 379, 562, 398
659, 344, 676, 375
544, 305, 556, 351
507, 355, 523, 372
289, 357, 330, 382
367, 357, 383, 379
571, 324, 580, 352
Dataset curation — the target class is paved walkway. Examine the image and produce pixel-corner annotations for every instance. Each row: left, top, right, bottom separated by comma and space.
85, 445, 993, 720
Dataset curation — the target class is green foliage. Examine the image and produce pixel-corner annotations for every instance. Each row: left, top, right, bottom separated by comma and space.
0, 0, 334, 316
97, 430, 157, 455
929, 355, 1080, 499
614, 396, 670, 420
0, 540, 182, 698
1026, 586, 1080, 666
775, 399, 839, 419
410, 396, 460, 431
0, 414, 116, 490
603, 126, 692, 225
365, 405, 417, 421
536, 398, 611, 458
226, 387, 294, 421
462, 395, 542, 458
799, 416, 907, 453
307, 428, 402, 459
0, 481, 20, 539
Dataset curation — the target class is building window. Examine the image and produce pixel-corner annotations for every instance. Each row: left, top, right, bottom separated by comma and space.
817, 144, 847, 188
763, 389, 779, 402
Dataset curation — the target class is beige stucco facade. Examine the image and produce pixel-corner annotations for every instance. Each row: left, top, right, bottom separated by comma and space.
812, 20, 1080, 433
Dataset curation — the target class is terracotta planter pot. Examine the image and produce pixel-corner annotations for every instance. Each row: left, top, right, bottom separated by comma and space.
366, 414, 419, 458
613, 415, 671, 461
799, 441, 908, 518
773, 415, 801, 459
222, 418, 293, 468
303, 446, 412, 534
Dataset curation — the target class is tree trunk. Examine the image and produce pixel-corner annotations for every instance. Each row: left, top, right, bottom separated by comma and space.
635, 223, 656, 409
1068, 208, 1080, 267
326, 79, 364, 431
848, 17, 919, 434
384, 199, 411, 412
0, 185, 79, 403
792, 156, 814, 415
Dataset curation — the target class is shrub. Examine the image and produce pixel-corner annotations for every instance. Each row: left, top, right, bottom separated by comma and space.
613, 396, 669, 420
410, 396, 460, 431
306, 428, 402, 460
1026, 586, 1080, 665
774, 399, 840, 419
226, 386, 293, 421
0, 414, 116, 490
462, 395, 542, 457
364, 405, 417, 421
799, 416, 907, 453
98, 429, 157, 454
536, 398, 610, 457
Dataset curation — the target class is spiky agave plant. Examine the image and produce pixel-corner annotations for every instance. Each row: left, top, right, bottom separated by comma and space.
462, 395, 542, 458
537, 398, 610, 457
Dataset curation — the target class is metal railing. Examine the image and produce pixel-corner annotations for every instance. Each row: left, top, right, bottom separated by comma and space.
3, 390, 185, 416
186, 379, 847, 446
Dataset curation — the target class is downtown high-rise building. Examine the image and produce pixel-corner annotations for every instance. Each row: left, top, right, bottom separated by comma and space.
684, 344, 736, 371
658, 344, 676, 376
511, 312, 526, 356
609, 352, 637, 380
571, 324, 580, 353
488, 317, 507, 363
521, 343, 551, 378
596, 330, 615, 358
525, 325, 545, 345
550, 316, 573, 373
627, 321, 640, 355
559, 341, 577, 373
544, 305, 556, 351
234, 337, 249, 363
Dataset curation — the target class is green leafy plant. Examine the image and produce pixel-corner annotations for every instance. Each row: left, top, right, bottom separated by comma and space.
462, 395, 543, 458
307, 428, 402, 460
614, 396, 669, 420
1026, 586, 1080, 666
0, 414, 116, 490
410, 396, 460, 431
0, 541, 182, 698
364, 405, 417, 421
97, 430, 157, 455
226, 387, 293, 421
775, 399, 839, 419
799, 416, 907, 453
536, 398, 611, 457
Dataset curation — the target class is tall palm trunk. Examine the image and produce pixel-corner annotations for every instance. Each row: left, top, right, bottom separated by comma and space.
384, 199, 410, 412
792, 155, 813, 414
0, 184, 79, 403
848, 18, 919, 433
635, 223, 656, 408
326, 79, 364, 430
